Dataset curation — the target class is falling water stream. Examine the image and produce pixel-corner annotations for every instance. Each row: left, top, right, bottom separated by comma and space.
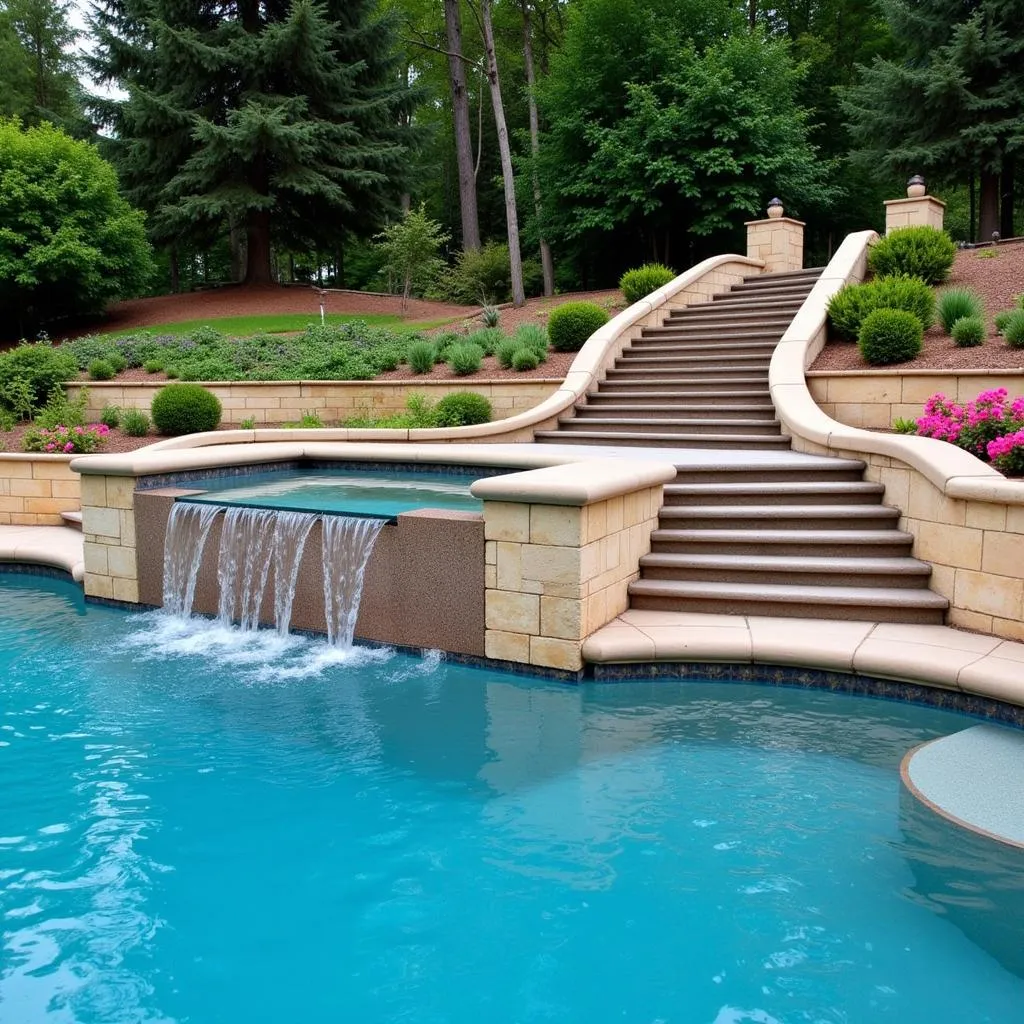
160, 502, 386, 646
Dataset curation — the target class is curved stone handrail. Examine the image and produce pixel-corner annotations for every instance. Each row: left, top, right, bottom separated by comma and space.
769, 230, 1024, 506
123, 253, 764, 456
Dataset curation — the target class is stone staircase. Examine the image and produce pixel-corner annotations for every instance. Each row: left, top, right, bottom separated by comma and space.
535, 267, 949, 625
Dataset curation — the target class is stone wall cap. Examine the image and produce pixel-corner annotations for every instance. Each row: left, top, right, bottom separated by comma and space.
883, 196, 947, 210
744, 216, 806, 227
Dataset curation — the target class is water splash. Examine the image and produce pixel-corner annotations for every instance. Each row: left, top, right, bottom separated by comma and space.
162, 503, 220, 617
322, 515, 386, 648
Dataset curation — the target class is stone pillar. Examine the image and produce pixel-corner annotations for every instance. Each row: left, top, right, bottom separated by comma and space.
745, 198, 804, 273
80, 473, 140, 603
884, 175, 945, 234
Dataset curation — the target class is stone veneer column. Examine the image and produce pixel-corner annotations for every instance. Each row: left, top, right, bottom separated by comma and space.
474, 462, 676, 673
884, 175, 945, 234
80, 474, 140, 603
745, 199, 804, 274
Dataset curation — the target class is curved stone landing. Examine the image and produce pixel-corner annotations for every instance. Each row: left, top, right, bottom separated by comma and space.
901, 726, 1024, 848
0, 524, 84, 581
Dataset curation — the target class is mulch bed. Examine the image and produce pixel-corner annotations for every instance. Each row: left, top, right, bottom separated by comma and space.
811, 241, 1024, 372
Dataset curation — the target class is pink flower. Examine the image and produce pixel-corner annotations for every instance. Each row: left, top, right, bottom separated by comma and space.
63, 442, 74, 452
44, 443, 55, 452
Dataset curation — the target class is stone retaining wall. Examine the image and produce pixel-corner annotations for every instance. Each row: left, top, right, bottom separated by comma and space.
0, 455, 79, 525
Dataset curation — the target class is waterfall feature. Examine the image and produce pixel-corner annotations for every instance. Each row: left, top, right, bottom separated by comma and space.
322, 515, 386, 648
162, 503, 220, 617
161, 502, 385, 647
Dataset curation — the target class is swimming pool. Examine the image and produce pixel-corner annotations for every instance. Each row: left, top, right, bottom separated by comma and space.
2, 574, 1022, 1023
178, 467, 485, 518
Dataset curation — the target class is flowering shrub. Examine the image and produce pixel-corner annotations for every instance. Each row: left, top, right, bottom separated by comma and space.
987, 432, 1024, 476
21, 423, 110, 454
915, 389, 1024, 469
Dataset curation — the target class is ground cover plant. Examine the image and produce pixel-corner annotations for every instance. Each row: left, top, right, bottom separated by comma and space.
827, 275, 935, 340
97, 313, 442, 339
344, 392, 492, 429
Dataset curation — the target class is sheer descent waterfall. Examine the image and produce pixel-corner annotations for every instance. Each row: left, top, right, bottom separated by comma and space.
162, 502, 385, 647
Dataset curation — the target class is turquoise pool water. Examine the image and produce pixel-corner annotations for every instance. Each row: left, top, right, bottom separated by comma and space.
179, 468, 484, 518
2, 574, 1023, 1023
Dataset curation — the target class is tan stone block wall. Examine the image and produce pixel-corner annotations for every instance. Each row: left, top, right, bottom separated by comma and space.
483, 485, 663, 672
82, 474, 139, 603
883, 196, 945, 234
65, 379, 561, 425
0, 456, 80, 525
745, 218, 804, 273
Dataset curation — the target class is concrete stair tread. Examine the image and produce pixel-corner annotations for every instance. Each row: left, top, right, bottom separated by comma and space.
560, 417, 781, 428
533, 430, 792, 446
606, 369, 771, 378
743, 267, 825, 282
652, 528, 913, 543
640, 552, 932, 574
666, 480, 882, 496
659, 504, 898, 519
584, 403, 775, 413
618, 355, 772, 366
629, 339, 779, 352
628, 578, 948, 610
599, 378, 770, 386
634, 330, 784, 342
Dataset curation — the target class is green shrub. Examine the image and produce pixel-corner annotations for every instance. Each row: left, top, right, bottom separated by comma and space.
512, 324, 548, 360
431, 331, 461, 361
295, 411, 322, 428
0, 406, 15, 432
100, 404, 121, 428
619, 263, 675, 304
951, 315, 986, 347
121, 408, 150, 437
437, 242, 514, 304
892, 417, 918, 434
434, 391, 492, 427
995, 310, 1015, 335
150, 383, 222, 436
857, 308, 923, 366
867, 226, 956, 284
35, 387, 88, 429
481, 305, 501, 328
143, 358, 164, 374
239, 416, 256, 430
548, 301, 610, 352
0, 343, 78, 411
466, 327, 503, 356
447, 342, 483, 376
1002, 310, 1024, 348
88, 358, 115, 381
937, 288, 984, 333
511, 347, 540, 371
164, 366, 179, 379
106, 352, 127, 374
827, 275, 935, 340
407, 340, 436, 375
495, 337, 520, 369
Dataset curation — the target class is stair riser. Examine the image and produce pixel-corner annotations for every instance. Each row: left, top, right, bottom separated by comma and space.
663, 489, 885, 506
597, 381, 770, 393
559, 421, 783, 436
606, 368, 769, 379
617, 355, 772, 367
642, 321, 791, 333
659, 513, 900, 530
534, 435, 792, 450
625, 344, 777, 358
627, 593, 944, 624
636, 331, 784, 343
670, 468, 865, 484
639, 565, 931, 589
649, 539, 914, 557
578, 407, 778, 421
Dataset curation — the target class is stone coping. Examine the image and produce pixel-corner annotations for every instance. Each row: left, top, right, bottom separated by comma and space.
806, 367, 1024, 379
65, 377, 563, 389
901, 725, 1024, 848
769, 229, 1024, 506
583, 610, 1024, 709
470, 460, 676, 507
0, 453, 77, 463
0, 524, 84, 581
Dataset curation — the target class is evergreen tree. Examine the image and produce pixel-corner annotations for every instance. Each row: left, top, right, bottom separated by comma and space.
91, 0, 416, 284
844, 0, 1024, 239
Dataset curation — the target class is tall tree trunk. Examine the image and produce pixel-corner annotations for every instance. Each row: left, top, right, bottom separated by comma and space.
979, 169, 1000, 242
245, 209, 273, 284
748, 0, 757, 30
229, 217, 245, 282
1001, 154, 1015, 239
521, 1, 554, 296
969, 168, 976, 243
169, 247, 180, 294
444, 0, 481, 251
480, 0, 525, 307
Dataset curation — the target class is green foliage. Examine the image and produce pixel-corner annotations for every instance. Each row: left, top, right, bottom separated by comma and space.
868, 227, 956, 285
22, 422, 107, 453
950, 315, 986, 348
447, 342, 483, 376
150, 383, 222, 436
374, 205, 449, 307
345, 392, 439, 430
406, 340, 437, 375
548, 302, 610, 352
481, 306, 501, 329
465, 327, 502, 356
857, 308, 923, 366
511, 348, 540, 371
100, 404, 121, 428
495, 337, 519, 370
0, 343, 78, 412
0, 120, 153, 329
1002, 311, 1024, 349
512, 324, 548, 359
937, 288, 984, 333
0, 406, 15, 432
88, 358, 115, 381
892, 417, 918, 434
120, 408, 149, 436
293, 411, 323, 428
239, 416, 256, 430
995, 310, 1015, 335
827, 275, 935, 341
143, 359, 164, 374
436, 243, 517, 304
34, 387, 87, 429
620, 263, 676, 303
434, 391, 491, 427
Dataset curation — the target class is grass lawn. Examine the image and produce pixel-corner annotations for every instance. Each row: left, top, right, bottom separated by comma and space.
100, 312, 459, 338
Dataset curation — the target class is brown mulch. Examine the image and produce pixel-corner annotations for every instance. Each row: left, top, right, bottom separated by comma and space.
376, 351, 573, 382
810, 240, 1024, 372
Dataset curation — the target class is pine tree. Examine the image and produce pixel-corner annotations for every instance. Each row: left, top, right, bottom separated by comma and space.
844, 0, 1024, 239
91, 0, 416, 284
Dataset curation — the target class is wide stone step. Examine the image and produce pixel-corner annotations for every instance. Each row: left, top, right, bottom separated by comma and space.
606, 366, 769, 380
617, 352, 772, 368
705, 294, 808, 309
577, 402, 777, 420
638, 552, 933, 589
669, 302, 804, 319
663, 479, 885, 505
742, 267, 825, 283
532, 430, 793, 449
598, 378, 771, 393
669, 462, 866, 484
558, 417, 783, 436
649, 527, 914, 557
658, 503, 901, 531
627, 339, 778, 355
636, 327, 785, 342
627, 578, 948, 624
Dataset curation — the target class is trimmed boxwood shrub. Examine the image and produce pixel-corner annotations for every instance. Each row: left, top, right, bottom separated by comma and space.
950, 315, 986, 347
434, 391, 492, 427
857, 308, 923, 365
406, 340, 436, 374
619, 263, 675, 304
511, 347, 540, 371
447, 342, 484, 376
88, 358, 115, 381
828, 275, 935, 340
548, 301, 610, 352
150, 383, 222, 436
867, 226, 956, 284
937, 287, 984, 333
